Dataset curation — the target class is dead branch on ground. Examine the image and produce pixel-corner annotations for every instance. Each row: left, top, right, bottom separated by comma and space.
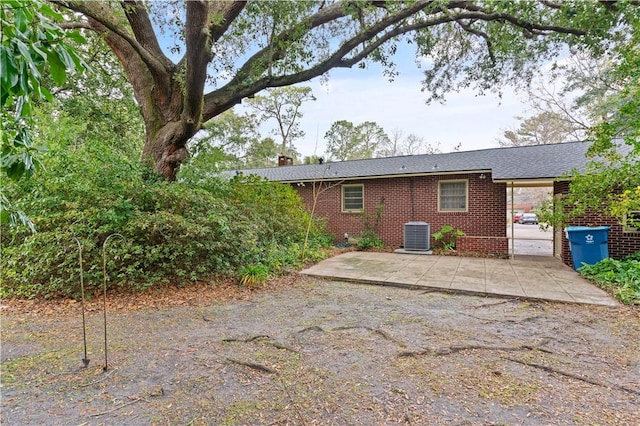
226, 358, 275, 374
468, 299, 519, 309
78, 369, 116, 388
332, 325, 395, 341
503, 357, 640, 396
298, 326, 324, 333
222, 335, 298, 353
457, 312, 543, 324
399, 343, 553, 357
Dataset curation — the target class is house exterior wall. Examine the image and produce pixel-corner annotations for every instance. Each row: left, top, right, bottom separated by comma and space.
554, 181, 640, 268
294, 173, 508, 255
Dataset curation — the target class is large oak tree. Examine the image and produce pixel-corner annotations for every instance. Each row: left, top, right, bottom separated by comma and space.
53, 0, 637, 179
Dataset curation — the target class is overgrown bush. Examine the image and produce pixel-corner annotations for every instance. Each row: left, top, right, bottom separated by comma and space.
1, 108, 331, 298
578, 252, 640, 305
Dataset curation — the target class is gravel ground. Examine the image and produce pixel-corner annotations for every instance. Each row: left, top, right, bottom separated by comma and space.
2, 276, 639, 425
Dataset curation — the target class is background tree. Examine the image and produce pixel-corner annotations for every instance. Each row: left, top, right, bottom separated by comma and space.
497, 111, 580, 147
50, 0, 637, 179
536, 14, 639, 229
246, 86, 315, 161
191, 110, 260, 167
378, 128, 440, 156
303, 155, 324, 165
181, 110, 279, 175
357, 121, 390, 158
244, 137, 279, 169
324, 120, 389, 161
324, 120, 357, 161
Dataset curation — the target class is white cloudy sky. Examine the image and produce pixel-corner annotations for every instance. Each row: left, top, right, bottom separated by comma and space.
291, 66, 530, 158
233, 45, 539, 159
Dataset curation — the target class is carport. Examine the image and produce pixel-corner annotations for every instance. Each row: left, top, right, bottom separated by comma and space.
504, 180, 555, 259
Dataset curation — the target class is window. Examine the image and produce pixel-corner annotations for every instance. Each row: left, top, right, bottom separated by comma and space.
623, 211, 640, 232
342, 184, 363, 212
438, 180, 468, 212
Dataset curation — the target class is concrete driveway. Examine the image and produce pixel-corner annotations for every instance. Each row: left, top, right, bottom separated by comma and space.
301, 251, 617, 306
508, 223, 553, 256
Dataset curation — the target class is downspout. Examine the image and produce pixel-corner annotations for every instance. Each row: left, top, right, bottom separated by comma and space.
510, 183, 515, 260
409, 177, 415, 221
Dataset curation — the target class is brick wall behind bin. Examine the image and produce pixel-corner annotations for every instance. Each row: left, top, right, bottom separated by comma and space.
554, 181, 640, 268
293, 173, 507, 255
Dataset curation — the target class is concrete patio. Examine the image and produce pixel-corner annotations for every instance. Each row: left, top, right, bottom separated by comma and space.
301, 251, 618, 306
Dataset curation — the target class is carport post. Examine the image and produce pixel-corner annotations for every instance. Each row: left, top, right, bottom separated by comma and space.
510, 183, 515, 260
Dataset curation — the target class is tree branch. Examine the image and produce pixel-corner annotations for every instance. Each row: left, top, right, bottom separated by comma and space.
203, 0, 592, 120
202, 0, 434, 119
207, 1, 246, 42
58, 21, 92, 30
120, 0, 172, 69
55, 1, 171, 77
538, 0, 564, 9
181, 1, 211, 127
457, 20, 496, 64
456, 3, 587, 36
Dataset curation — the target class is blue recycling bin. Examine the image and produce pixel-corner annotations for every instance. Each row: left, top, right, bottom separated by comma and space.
565, 226, 610, 270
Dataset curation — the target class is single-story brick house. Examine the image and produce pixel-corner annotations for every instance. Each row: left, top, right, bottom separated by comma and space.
233, 141, 638, 268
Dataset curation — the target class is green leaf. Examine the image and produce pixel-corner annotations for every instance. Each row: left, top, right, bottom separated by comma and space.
39, 85, 53, 102
38, 2, 64, 21
66, 30, 87, 44
13, 8, 29, 32
55, 45, 76, 70
47, 50, 67, 85
0, 46, 19, 94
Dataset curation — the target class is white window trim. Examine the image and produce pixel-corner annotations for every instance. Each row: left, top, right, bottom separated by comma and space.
342, 184, 364, 213
622, 211, 640, 233
438, 179, 468, 213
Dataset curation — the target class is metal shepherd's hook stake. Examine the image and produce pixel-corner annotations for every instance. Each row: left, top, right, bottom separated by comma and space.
71, 237, 90, 368
102, 233, 124, 372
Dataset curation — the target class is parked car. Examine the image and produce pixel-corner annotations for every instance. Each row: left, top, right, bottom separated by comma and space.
513, 213, 522, 223
518, 213, 538, 225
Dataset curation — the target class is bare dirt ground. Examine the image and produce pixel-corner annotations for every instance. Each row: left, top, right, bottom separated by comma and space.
2, 275, 639, 425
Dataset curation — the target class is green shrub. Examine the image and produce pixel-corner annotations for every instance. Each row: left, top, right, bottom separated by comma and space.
238, 264, 270, 288
1, 147, 331, 299
578, 252, 640, 305
357, 230, 385, 250
432, 225, 465, 251
357, 200, 385, 250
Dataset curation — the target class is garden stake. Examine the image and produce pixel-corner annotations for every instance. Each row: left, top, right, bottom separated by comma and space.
101, 233, 124, 372
71, 237, 90, 368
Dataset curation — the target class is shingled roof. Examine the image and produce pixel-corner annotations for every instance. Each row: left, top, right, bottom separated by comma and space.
231, 141, 598, 183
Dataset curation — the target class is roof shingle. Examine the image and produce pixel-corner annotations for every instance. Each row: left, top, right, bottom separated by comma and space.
230, 141, 605, 182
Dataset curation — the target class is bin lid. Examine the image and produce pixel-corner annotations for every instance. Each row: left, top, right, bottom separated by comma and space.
565, 226, 611, 232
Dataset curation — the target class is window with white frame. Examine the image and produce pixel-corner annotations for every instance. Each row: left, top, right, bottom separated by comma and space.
342, 184, 364, 212
438, 180, 468, 212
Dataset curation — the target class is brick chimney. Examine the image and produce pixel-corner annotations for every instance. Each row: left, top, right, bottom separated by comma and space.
278, 155, 293, 166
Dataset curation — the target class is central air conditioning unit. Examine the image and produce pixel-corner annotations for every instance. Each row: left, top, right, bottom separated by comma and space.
404, 222, 430, 251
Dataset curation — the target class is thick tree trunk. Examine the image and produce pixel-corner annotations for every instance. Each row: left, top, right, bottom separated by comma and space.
142, 121, 194, 181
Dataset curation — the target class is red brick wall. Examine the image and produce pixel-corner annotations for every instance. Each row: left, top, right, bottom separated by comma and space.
554, 181, 640, 268
294, 173, 507, 254
457, 236, 509, 256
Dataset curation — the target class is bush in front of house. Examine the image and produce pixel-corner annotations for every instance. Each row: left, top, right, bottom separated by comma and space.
1, 155, 331, 299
